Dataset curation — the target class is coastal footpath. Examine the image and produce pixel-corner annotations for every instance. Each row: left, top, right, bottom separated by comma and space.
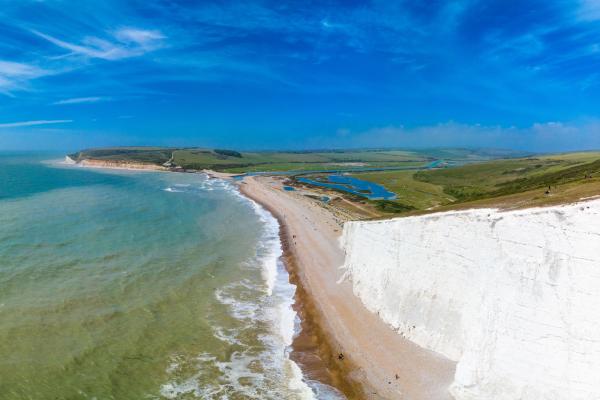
341, 199, 600, 399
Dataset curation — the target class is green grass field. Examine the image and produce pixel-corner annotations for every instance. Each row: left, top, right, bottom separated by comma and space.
414, 152, 600, 201
71, 147, 438, 172
348, 151, 600, 214
349, 170, 453, 210
171, 149, 433, 171
71, 146, 600, 216
70, 147, 176, 165
71, 146, 525, 173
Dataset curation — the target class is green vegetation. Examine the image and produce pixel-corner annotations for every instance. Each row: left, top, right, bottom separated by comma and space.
347, 152, 600, 215
72, 146, 524, 173
374, 200, 416, 213
349, 170, 451, 210
214, 149, 242, 158
414, 153, 600, 202
234, 161, 431, 173
69, 146, 600, 216
70, 147, 175, 164
72, 147, 437, 172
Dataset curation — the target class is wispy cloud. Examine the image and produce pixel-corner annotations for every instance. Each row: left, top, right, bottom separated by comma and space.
114, 28, 165, 48
53, 96, 110, 105
32, 27, 165, 60
577, 0, 600, 21
3, 0, 600, 150
0, 60, 48, 94
0, 120, 73, 128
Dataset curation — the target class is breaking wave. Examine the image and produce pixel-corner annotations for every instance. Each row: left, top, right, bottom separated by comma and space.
158, 175, 331, 399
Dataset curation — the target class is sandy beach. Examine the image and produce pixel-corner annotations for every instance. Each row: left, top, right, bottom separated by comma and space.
239, 175, 456, 400
69, 160, 457, 398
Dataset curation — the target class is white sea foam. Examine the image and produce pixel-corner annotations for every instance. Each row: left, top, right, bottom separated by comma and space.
159, 175, 327, 399
252, 202, 280, 296
161, 352, 273, 399
162, 187, 184, 193
214, 282, 261, 321
41, 157, 79, 168
212, 325, 244, 346
242, 187, 317, 399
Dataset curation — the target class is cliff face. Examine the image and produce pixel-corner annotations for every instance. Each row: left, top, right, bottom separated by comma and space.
341, 199, 600, 400
78, 159, 167, 171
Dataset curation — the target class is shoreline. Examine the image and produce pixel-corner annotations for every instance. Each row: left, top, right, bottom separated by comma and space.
65, 160, 456, 398
238, 175, 456, 400
66, 160, 351, 395
241, 180, 361, 398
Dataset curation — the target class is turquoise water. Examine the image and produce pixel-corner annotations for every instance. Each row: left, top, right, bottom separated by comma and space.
0, 154, 341, 399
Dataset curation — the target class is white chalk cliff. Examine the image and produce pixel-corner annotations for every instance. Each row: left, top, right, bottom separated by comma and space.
341, 199, 600, 399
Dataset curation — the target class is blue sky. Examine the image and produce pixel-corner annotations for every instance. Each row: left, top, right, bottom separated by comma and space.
1, 0, 600, 151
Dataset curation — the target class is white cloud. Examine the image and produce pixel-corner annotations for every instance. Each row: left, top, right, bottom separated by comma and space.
33, 27, 165, 61
0, 60, 44, 77
114, 28, 165, 48
33, 31, 131, 60
53, 96, 110, 105
0, 60, 48, 93
0, 120, 73, 128
314, 120, 600, 152
578, 0, 600, 21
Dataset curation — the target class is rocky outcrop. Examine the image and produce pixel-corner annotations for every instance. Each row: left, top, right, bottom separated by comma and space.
341, 200, 600, 399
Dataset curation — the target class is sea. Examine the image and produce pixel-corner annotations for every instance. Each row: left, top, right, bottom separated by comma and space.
0, 153, 343, 399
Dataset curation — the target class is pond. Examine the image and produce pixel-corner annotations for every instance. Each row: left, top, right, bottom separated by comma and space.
297, 175, 396, 200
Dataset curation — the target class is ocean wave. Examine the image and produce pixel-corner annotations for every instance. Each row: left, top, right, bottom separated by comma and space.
161, 352, 273, 399
211, 325, 244, 346
214, 281, 262, 321
162, 187, 184, 193
244, 197, 281, 295
237, 189, 317, 399
159, 175, 321, 400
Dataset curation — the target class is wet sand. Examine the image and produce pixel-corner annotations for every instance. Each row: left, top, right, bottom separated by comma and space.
239, 175, 456, 400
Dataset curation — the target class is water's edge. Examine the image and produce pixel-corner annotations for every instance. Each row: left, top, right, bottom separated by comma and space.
61, 160, 353, 398
237, 181, 362, 399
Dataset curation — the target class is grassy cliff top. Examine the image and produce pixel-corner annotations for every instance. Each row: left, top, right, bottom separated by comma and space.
69, 146, 600, 217
71, 146, 526, 173
347, 151, 600, 215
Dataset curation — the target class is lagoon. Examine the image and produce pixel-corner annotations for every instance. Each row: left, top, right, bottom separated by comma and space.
297, 175, 397, 200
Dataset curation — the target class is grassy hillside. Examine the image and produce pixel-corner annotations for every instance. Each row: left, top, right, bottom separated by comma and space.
71, 147, 425, 172
69, 146, 600, 217
348, 170, 453, 210
71, 147, 432, 171
414, 152, 600, 201
71, 146, 523, 173
172, 149, 433, 171
70, 147, 176, 165
346, 152, 600, 214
